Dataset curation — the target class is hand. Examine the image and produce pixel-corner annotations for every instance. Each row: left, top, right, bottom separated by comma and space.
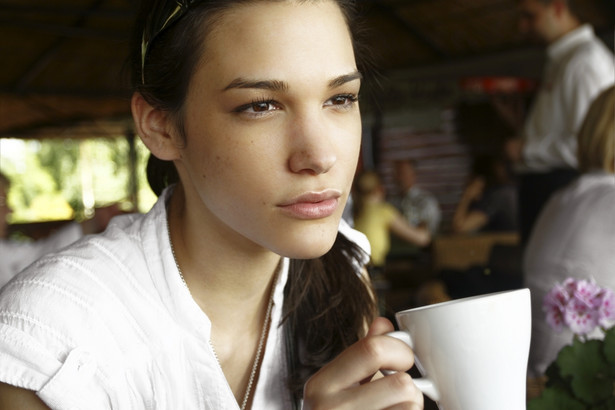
303, 317, 424, 410
463, 177, 485, 202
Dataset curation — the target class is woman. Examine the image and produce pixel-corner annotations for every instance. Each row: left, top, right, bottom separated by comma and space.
353, 170, 431, 269
451, 154, 517, 234
524, 85, 615, 378
0, 1, 423, 409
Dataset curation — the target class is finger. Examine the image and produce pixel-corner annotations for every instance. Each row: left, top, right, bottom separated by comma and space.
306, 333, 415, 394
366, 317, 395, 337
361, 318, 397, 384
337, 371, 424, 410
385, 402, 424, 410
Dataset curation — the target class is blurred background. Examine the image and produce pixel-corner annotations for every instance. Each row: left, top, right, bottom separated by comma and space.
0, 0, 613, 301
1, 0, 612, 224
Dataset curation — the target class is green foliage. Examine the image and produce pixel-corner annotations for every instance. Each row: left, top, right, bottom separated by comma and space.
0, 137, 156, 223
527, 387, 585, 410
604, 326, 615, 365
559, 339, 613, 403
528, 327, 615, 409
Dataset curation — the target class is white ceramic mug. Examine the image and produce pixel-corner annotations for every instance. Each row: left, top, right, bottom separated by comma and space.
387, 288, 531, 410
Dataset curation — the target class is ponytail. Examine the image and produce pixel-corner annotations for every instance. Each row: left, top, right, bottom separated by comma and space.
284, 233, 377, 398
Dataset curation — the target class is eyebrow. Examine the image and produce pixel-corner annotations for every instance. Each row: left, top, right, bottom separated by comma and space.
328, 71, 362, 88
222, 70, 362, 92
223, 78, 288, 92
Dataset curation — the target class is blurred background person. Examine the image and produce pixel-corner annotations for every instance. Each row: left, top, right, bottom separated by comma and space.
353, 170, 431, 274
504, 0, 614, 244
524, 85, 615, 379
452, 154, 518, 234
0, 172, 121, 289
393, 158, 441, 235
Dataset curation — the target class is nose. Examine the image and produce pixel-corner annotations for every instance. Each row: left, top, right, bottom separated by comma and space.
287, 112, 337, 175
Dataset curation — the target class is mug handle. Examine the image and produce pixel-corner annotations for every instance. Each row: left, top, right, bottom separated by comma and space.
384, 331, 440, 403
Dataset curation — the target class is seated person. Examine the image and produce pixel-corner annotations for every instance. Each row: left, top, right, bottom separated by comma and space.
353, 170, 431, 270
393, 159, 441, 234
524, 85, 615, 378
452, 154, 517, 233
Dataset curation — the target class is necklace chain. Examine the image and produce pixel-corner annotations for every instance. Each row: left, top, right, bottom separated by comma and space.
166, 216, 275, 410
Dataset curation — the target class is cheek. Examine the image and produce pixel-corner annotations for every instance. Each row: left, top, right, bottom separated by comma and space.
205, 153, 233, 180
199, 139, 277, 198
191, 129, 247, 179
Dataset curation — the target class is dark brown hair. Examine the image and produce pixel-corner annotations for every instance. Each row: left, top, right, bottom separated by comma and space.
130, 0, 377, 399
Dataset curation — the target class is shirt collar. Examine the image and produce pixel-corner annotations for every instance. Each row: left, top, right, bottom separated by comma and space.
547, 24, 593, 62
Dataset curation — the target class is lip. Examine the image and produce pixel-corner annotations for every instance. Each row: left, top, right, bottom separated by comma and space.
278, 190, 342, 220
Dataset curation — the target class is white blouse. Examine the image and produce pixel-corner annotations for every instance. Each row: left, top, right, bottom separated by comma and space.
0, 187, 370, 409
524, 172, 615, 377
0, 222, 83, 289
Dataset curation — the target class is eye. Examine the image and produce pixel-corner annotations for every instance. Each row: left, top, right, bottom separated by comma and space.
324, 93, 359, 110
234, 99, 281, 116
249, 101, 275, 112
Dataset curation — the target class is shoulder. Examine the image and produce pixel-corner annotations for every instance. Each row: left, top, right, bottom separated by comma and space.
421, 190, 440, 206
535, 174, 615, 235
381, 202, 401, 219
564, 35, 614, 78
1, 192, 169, 299
553, 173, 615, 204
2, 211, 149, 294
413, 187, 439, 204
0, 199, 170, 353
0, 217, 145, 330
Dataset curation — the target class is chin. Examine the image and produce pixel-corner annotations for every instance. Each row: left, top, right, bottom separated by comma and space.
285, 244, 336, 260
272, 223, 339, 260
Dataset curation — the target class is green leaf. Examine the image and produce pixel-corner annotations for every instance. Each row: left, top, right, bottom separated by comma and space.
603, 327, 615, 366
557, 338, 613, 404
527, 387, 585, 410
544, 361, 566, 388
590, 397, 615, 410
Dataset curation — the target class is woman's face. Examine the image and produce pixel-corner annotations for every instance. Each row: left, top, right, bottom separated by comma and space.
175, 0, 362, 259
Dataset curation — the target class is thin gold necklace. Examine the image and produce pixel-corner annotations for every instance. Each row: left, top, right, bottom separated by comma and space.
166, 215, 276, 410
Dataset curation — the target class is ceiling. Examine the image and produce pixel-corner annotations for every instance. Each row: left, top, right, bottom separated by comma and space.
1, 0, 613, 138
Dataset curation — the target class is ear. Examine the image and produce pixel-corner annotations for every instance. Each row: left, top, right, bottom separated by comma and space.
131, 92, 181, 161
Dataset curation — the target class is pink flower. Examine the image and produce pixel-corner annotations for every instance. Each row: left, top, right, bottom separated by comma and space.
543, 283, 570, 333
543, 278, 615, 336
595, 288, 615, 328
572, 279, 601, 306
563, 297, 599, 335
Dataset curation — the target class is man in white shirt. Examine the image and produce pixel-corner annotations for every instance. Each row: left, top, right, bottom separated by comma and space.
507, 0, 614, 243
